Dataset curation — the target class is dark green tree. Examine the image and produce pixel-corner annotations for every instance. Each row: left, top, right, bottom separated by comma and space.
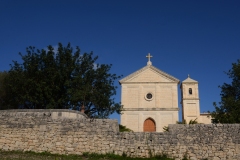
0, 71, 8, 108
2, 43, 122, 118
211, 59, 240, 123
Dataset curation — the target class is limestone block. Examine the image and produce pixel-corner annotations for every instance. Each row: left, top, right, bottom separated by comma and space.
66, 147, 74, 152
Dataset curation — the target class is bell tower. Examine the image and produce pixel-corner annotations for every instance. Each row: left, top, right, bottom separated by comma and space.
180, 75, 200, 123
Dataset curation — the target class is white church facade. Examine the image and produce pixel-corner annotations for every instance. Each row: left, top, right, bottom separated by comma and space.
119, 53, 211, 132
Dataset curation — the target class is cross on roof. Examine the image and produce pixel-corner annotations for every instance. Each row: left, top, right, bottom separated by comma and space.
146, 53, 153, 65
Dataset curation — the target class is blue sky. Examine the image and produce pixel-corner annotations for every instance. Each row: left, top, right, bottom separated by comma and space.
0, 0, 239, 122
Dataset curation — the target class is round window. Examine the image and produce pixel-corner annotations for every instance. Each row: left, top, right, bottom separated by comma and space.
145, 93, 153, 101
146, 93, 152, 99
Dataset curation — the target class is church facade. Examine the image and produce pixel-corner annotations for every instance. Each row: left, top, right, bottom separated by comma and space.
119, 53, 211, 132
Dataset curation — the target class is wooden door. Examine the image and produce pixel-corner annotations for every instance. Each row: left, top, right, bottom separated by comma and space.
143, 118, 156, 132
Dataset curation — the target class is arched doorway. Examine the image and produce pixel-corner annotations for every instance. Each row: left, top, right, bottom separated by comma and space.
143, 118, 156, 132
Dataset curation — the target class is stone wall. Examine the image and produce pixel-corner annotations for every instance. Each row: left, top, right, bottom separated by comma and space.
0, 110, 240, 160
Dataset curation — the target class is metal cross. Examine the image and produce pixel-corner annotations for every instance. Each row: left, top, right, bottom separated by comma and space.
146, 53, 153, 65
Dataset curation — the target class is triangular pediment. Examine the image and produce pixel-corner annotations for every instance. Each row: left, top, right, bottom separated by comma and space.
182, 76, 198, 83
119, 65, 180, 83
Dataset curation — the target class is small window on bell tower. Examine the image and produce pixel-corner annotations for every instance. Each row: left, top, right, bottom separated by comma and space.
189, 88, 192, 95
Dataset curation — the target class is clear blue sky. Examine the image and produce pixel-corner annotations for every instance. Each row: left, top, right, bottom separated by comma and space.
0, 0, 239, 122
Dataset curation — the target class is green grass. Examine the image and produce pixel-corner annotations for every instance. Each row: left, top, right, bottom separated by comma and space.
0, 150, 175, 160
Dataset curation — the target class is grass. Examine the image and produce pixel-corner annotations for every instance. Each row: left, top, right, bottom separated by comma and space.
0, 150, 175, 160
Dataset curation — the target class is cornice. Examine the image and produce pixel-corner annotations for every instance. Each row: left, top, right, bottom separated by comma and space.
121, 82, 179, 84
122, 108, 179, 111
181, 82, 198, 85
150, 65, 180, 83
182, 98, 200, 100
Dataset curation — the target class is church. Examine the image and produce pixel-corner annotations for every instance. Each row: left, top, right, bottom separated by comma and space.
119, 53, 211, 132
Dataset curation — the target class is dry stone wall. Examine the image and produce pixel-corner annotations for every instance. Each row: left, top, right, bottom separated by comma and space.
0, 110, 240, 160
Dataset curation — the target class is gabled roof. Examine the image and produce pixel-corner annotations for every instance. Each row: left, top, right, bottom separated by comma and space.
182, 75, 198, 83
119, 64, 180, 84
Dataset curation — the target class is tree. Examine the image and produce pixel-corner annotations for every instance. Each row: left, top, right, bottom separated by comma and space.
0, 71, 8, 109
211, 59, 240, 123
2, 43, 122, 118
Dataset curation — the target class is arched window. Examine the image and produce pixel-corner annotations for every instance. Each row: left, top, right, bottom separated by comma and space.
189, 88, 192, 94
143, 118, 156, 132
